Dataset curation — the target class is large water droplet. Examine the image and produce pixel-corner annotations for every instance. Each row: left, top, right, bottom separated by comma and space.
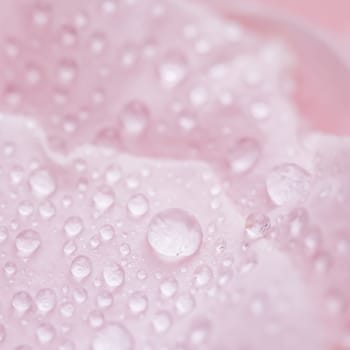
266, 163, 311, 206
103, 262, 124, 289
92, 323, 133, 350
70, 256, 92, 282
29, 168, 56, 198
15, 229, 41, 258
147, 208, 202, 261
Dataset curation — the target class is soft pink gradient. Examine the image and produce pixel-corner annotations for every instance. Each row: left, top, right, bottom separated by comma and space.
0, 0, 349, 349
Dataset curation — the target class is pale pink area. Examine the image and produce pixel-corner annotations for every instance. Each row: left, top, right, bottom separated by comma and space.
0, 1, 349, 350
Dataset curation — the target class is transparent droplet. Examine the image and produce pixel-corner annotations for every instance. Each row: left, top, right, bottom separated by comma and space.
18, 200, 34, 217
15, 229, 41, 258
93, 186, 115, 212
266, 163, 311, 206
92, 323, 133, 350
63, 240, 77, 256
63, 216, 84, 238
128, 292, 148, 315
0, 226, 8, 244
175, 294, 195, 315
59, 25, 78, 47
147, 208, 202, 260
89, 310, 105, 328
245, 213, 271, 240
103, 262, 124, 289
159, 278, 178, 298
120, 101, 150, 137
12, 291, 32, 314
187, 320, 211, 347
60, 302, 75, 318
105, 164, 122, 184
32, 3, 51, 26
97, 291, 113, 309
36, 323, 55, 344
58, 59, 78, 84
192, 265, 213, 288
39, 201, 56, 219
4, 261, 17, 278
71, 256, 92, 282
158, 52, 188, 89
99, 224, 115, 242
152, 311, 172, 334
29, 168, 56, 198
35, 288, 56, 314
127, 194, 149, 217
229, 138, 261, 174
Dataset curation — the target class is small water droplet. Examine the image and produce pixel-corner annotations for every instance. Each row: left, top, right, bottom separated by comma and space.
58, 59, 78, 85
36, 323, 55, 344
103, 262, 124, 289
35, 288, 56, 314
12, 291, 33, 315
120, 101, 150, 137
0, 226, 8, 244
92, 323, 133, 350
128, 292, 148, 315
152, 311, 172, 333
229, 138, 261, 174
159, 278, 178, 298
147, 208, 202, 261
70, 256, 92, 282
127, 194, 149, 217
175, 294, 195, 315
63, 216, 84, 238
266, 163, 311, 206
245, 213, 270, 240
99, 224, 115, 242
29, 168, 56, 198
192, 265, 213, 288
158, 52, 188, 89
89, 310, 105, 328
15, 229, 41, 258
93, 186, 115, 212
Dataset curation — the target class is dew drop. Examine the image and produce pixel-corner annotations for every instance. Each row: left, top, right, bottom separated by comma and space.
158, 52, 188, 89
102, 262, 124, 289
127, 194, 149, 217
15, 229, 41, 258
192, 265, 213, 288
63, 216, 84, 238
36, 323, 55, 344
29, 168, 56, 198
35, 288, 56, 314
92, 323, 133, 350
128, 292, 148, 315
120, 101, 150, 137
245, 213, 271, 240
152, 311, 172, 333
93, 186, 115, 212
99, 224, 115, 242
175, 294, 195, 315
70, 256, 92, 282
266, 163, 311, 206
159, 277, 178, 298
12, 291, 33, 314
229, 138, 261, 174
147, 208, 202, 261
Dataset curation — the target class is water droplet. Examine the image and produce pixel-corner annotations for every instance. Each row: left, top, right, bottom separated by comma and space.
120, 101, 150, 138
97, 291, 113, 309
245, 213, 271, 240
266, 163, 311, 206
175, 294, 195, 315
35, 288, 56, 314
0, 226, 8, 244
152, 311, 172, 333
89, 310, 105, 328
29, 168, 56, 198
4, 261, 17, 278
92, 323, 133, 350
128, 292, 148, 315
63, 240, 77, 256
103, 262, 124, 289
158, 52, 188, 88
59, 25, 78, 47
12, 291, 32, 314
0, 324, 5, 343
105, 164, 122, 184
99, 224, 115, 242
60, 302, 75, 318
18, 200, 34, 217
58, 59, 78, 84
36, 323, 55, 344
127, 194, 149, 217
39, 200, 56, 219
192, 265, 213, 288
63, 216, 84, 238
93, 186, 115, 212
159, 278, 178, 298
229, 138, 261, 174
147, 208, 202, 261
71, 256, 92, 282
15, 229, 41, 258
187, 320, 211, 347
